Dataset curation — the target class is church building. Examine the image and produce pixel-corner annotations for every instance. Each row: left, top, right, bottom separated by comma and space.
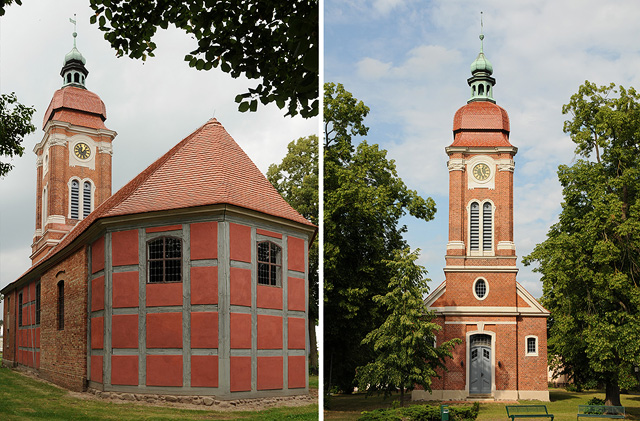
412, 36, 549, 401
1, 32, 315, 399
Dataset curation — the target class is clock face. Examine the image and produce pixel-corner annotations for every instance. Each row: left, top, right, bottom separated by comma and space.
74, 142, 91, 160
472, 163, 491, 181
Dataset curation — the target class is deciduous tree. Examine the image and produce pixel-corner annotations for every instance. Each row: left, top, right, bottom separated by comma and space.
324, 83, 436, 392
0, 92, 36, 177
267, 135, 319, 372
87, 0, 318, 117
355, 248, 459, 406
524, 81, 640, 406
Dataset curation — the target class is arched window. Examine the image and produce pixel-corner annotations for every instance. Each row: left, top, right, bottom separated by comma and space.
478, 84, 485, 95
470, 202, 480, 250
257, 241, 282, 286
483, 202, 492, 251
147, 237, 182, 283
57, 281, 64, 330
74, 73, 79, 83
66, 74, 71, 83
70, 180, 79, 219
469, 200, 493, 255
83, 181, 92, 218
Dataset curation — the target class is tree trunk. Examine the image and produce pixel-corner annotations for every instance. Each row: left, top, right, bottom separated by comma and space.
400, 387, 405, 407
308, 321, 318, 374
605, 380, 621, 406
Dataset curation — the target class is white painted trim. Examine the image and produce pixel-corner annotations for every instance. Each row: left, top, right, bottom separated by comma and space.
495, 390, 519, 400
467, 155, 496, 190
444, 266, 518, 273
446, 241, 465, 250
525, 335, 538, 356
446, 146, 518, 155
497, 241, 516, 250
447, 158, 465, 171
423, 281, 446, 307
429, 306, 549, 316
516, 282, 550, 315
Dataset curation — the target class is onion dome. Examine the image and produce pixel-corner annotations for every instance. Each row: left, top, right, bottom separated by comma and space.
467, 32, 496, 103
60, 26, 88, 88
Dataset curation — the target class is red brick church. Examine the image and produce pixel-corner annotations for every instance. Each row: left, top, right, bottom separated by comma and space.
413, 36, 549, 401
2, 33, 315, 399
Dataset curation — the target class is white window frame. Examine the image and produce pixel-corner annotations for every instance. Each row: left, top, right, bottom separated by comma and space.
68, 177, 95, 220
525, 335, 538, 356
472, 277, 489, 301
467, 199, 495, 256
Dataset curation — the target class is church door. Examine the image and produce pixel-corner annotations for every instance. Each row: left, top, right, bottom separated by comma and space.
469, 334, 491, 394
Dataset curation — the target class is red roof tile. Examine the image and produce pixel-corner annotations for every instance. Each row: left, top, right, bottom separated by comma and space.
42, 86, 107, 130
450, 101, 512, 148
17, 118, 313, 281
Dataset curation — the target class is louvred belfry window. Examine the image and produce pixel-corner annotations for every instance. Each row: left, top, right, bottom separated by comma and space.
70, 180, 79, 219
83, 181, 92, 218
257, 241, 282, 286
147, 237, 182, 283
469, 201, 493, 255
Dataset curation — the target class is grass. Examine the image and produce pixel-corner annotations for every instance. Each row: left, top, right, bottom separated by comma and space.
324, 388, 640, 421
0, 365, 319, 420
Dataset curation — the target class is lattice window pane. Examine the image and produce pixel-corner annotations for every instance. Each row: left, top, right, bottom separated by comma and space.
527, 337, 536, 354
258, 262, 270, 285
258, 242, 269, 262
470, 202, 479, 250
165, 259, 181, 282
147, 237, 182, 283
70, 180, 79, 219
257, 241, 282, 287
475, 279, 487, 298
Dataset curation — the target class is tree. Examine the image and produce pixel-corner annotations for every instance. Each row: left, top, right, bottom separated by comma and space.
324, 82, 437, 392
523, 81, 640, 406
267, 135, 319, 372
0, 92, 36, 177
355, 248, 460, 406
85, 0, 317, 118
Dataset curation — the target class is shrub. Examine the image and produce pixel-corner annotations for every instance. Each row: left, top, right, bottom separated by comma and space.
358, 403, 479, 421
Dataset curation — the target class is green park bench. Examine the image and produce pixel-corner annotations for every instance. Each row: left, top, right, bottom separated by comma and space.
506, 405, 554, 420
577, 405, 625, 419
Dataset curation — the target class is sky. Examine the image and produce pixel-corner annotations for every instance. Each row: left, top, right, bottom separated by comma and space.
0, 1, 317, 294
325, 0, 640, 298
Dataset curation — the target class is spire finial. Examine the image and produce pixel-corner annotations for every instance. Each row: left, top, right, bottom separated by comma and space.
479, 11, 484, 53
70, 14, 77, 47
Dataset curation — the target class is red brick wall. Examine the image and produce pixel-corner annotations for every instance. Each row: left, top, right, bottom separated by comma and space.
517, 316, 548, 390
39, 247, 89, 391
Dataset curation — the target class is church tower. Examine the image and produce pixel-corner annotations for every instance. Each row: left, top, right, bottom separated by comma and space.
31, 27, 117, 264
415, 31, 550, 401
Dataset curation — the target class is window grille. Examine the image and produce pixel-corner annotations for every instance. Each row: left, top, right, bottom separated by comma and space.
18, 293, 23, 327
257, 241, 282, 286
470, 202, 479, 250
57, 281, 64, 330
83, 181, 92, 218
474, 279, 487, 299
147, 237, 182, 283
35, 283, 41, 325
483, 202, 492, 250
70, 180, 79, 219
471, 333, 491, 346
527, 337, 537, 354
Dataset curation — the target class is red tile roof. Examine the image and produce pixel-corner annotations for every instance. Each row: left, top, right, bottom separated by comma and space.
450, 101, 512, 148
4, 118, 314, 291
43, 86, 107, 130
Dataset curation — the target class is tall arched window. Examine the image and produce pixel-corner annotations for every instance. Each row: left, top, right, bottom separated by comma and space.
70, 180, 80, 219
57, 281, 65, 330
469, 201, 493, 255
257, 241, 282, 286
147, 237, 182, 283
83, 181, 92, 218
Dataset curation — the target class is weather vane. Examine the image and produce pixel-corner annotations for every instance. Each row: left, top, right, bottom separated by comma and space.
70, 13, 77, 47
479, 11, 484, 52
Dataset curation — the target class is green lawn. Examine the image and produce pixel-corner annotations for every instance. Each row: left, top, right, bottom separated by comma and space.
0, 366, 319, 420
325, 389, 640, 420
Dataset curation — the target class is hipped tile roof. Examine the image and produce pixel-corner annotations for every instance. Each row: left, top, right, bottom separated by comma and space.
43, 86, 107, 130
7, 118, 313, 289
451, 101, 512, 147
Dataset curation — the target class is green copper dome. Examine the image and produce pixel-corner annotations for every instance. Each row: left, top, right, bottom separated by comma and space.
63, 45, 86, 65
470, 51, 493, 74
